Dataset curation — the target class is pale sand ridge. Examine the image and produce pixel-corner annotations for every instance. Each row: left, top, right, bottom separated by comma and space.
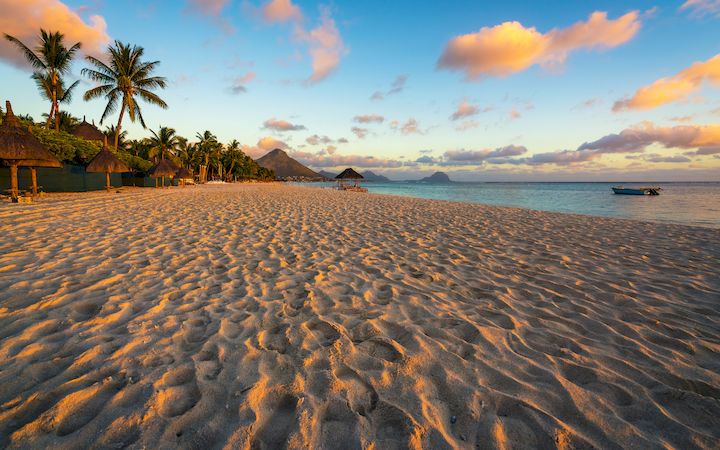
0, 184, 718, 449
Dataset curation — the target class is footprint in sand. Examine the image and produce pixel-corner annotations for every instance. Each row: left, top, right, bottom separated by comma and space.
258, 324, 290, 354
307, 320, 342, 347
155, 366, 201, 417
251, 393, 298, 449
334, 364, 378, 417
358, 337, 404, 363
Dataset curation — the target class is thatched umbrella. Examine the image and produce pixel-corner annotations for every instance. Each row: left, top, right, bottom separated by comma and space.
86, 137, 130, 191
2, 158, 63, 196
148, 159, 178, 188
72, 117, 104, 142
335, 167, 364, 189
0, 101, 61, 199
175, 167, 192, 188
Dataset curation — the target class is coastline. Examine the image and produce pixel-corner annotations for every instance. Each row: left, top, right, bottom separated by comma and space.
0, 184, 718, 448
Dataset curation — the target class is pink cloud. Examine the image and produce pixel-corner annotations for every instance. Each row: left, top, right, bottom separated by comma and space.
186, 0, 231, 16
263, 118, 305, 132
351, 127, 368, 139
391, 118, 421, 134
262, 0, 302, 23
0, 0, 111, 69
437, 11, 640, 79
299, 8, 347, 83
613, 54, 720, 111
450, 100, 478, 120
354, 114, 384, 124
230, 71, 256, 94
306, 134, 333, 145
680, 0, 720, 17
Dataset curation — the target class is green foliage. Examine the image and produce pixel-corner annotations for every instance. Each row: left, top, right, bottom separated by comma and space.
31, 127, 101, 163
117, 151, 153, 171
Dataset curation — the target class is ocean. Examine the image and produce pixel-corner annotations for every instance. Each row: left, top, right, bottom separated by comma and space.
296, 181, 720, 228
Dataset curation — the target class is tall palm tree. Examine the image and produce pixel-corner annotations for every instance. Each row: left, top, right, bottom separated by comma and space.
33, 72, 79, 128
4, 30, 81, 130
41, 110, 80, 133
82, 41, 167, 150
148, 126, 179, 161
103, 125, 128, 150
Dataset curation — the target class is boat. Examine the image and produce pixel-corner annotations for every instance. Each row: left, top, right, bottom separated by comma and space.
612, 186, 662, 195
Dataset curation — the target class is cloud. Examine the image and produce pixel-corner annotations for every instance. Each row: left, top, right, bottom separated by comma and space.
351, 127, 368, 139
262, 0, 302, 23
370, 75, 407, 100
292, 150, 404, 168
437, 11, 640, 80
450, 100, 478, 120
242, 136, 290, 158
613, 54, 720, 111
680, 0, 720, 17
306, 134, 333, 145
391, 118, 421, 134
443, 145, 528, 164
230, 71, 256, 94
509, 109, 522, 120
573, 98, 603, 109
354, 114, 384, 124
642, 154, 692, 163
0, 0, 111, 69
263, 118, 306, 131
297, 7, 347, 84
337, 137, 349, 143
187, 0, 230, 16
416, 156, 441, 164
456, 120, 480, 131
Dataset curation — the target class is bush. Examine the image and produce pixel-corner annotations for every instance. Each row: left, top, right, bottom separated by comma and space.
31, 127, 101, 164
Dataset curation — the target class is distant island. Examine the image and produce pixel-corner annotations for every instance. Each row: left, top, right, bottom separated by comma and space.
420, 171, 452, 183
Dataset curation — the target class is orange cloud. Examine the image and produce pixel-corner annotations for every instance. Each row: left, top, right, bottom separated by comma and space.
262, 0, 302, 23
263, 118, 306, 131
437, 11, 640, 79
0, 0, 111, 69
450, 100, 478, 120
299, 8, 346, 83
613, 54, 720, 111
186, 0, 231, 16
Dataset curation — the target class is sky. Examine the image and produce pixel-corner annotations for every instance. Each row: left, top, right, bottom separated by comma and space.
1, 0, 719, 181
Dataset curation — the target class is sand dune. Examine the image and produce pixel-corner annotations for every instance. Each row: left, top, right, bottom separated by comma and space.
0, 184, 718, 449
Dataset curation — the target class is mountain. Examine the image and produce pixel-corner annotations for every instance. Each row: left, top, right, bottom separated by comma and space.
318, 170, 337, 179
256, 149, 321, 179
361, 170, 390, 182
420, 171, 452, 183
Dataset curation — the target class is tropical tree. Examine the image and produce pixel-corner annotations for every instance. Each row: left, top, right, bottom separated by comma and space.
82, 41, 167, 150
4, 30, 81, 130
32, 72, 79, 128
194, 130, 220, 182
148, 126, 179, 161
103, 125, 128, 149
41, 110, 80, 133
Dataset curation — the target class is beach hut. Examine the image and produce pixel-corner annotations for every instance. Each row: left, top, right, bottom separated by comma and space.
335, 167, 367, 192
175, 167, 193, 187
86, 137, 130, 191
0, 101, 61, 201
71, 117, 104, 142
148, 158, 178, 188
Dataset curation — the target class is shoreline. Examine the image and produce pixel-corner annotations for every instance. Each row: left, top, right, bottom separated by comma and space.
0, 183, 718, 448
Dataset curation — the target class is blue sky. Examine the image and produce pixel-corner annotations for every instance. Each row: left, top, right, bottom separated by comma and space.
1, 0, 719, 180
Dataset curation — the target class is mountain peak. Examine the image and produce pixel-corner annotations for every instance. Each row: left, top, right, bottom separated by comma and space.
256, 148, 321, 179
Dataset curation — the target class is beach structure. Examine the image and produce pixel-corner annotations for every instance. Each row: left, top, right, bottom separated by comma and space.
0, 101, 61, 201
86, 137, 130, 191
71, 117, 104, 142
612, 186, 662, 195
148, 158, 178, 188
335, 167, 367, 192
176, 167, 193, 187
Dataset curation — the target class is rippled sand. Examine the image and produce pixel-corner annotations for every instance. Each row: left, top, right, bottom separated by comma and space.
0, 184, 718, 449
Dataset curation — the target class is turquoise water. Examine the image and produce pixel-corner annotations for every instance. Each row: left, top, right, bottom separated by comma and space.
296, 182, 720, 228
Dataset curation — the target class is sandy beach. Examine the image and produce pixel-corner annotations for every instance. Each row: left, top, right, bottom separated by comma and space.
0, 183, 718, 449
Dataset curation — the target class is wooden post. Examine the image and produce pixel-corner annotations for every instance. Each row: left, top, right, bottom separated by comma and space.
161, 176, 165, 188
106, 172, 111, 192
10, 163, 18, 200
155, 177, 158, 188
30, 167, 38, 195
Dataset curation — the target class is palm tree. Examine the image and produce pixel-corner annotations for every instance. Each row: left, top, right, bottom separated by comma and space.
82, 41, 167, 150
103, 125, 128, 149
4, 30, 81, 130
148, 126, 179, 161
41, 110, 79, 133
195, 130, 219, 182
32, 72, 79, 128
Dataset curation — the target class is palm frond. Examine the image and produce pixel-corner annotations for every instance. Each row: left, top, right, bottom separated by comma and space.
4, 34, 46, 69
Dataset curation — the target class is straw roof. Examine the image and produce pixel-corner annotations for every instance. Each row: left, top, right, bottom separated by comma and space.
3, 158, 62, 168
0, 101, 59, 162
86, 140, 130, 173
176, 167, 192, 178
72, 117, 104, 142
335, 168, 364, 179
148, 158, 178, 177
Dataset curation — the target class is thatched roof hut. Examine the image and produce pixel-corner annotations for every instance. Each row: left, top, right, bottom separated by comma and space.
72, 117, 104, 142
148, 159, 178, 177
176, 167, 192, 178
335, 168, 364, 179
1, 101, 61, 198
87, 139, 130, 173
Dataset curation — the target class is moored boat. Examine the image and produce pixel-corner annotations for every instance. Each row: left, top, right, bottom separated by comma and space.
612, 186, 662, 195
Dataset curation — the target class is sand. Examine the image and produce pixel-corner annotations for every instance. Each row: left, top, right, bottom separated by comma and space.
0, 183, 718, 449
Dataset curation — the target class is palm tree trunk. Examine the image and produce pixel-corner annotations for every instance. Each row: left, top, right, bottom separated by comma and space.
45, 103, 54, 129
9, 163, 18, 200
52, 73, 60, 131
106, 172, 111, 192
115, 103, 126, 150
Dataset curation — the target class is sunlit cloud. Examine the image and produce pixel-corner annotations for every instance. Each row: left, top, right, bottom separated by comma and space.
370, 75, 407, 100
353, 114, 384, 124
296, 7, 347, 84
229, 71, 256, 94
437, 11, 640, 80
0, 0, 111, 69
442, 145, 528, 164
391, 118, 422, 134
450, 99, 478, 120
680, 0, 720, 17
306, 134, 333, 145
263, 118, 306, 131
292, 150, 404, 168
613, 54, 720, 111
351, 127, 368, 139
242, 136, 290, 158
186, 0, 234, 32
455, 120, 480, 131
262, 0, 302, 23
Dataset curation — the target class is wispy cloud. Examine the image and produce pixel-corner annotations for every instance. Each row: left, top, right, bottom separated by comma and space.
229, 71, 256, 94
263, 118, 306, 131
613, 54, 720, 111
390, 118, 422, 134
262, 0, 302, 23
680, 0, 720, 18
185, 0, 234, 33
450, 99, 479, 120
437, 11, 640, 80
306, 134, 334, 145
370, 75, 407, 100
353, 114, 384, 124
0, 0, 111, 69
